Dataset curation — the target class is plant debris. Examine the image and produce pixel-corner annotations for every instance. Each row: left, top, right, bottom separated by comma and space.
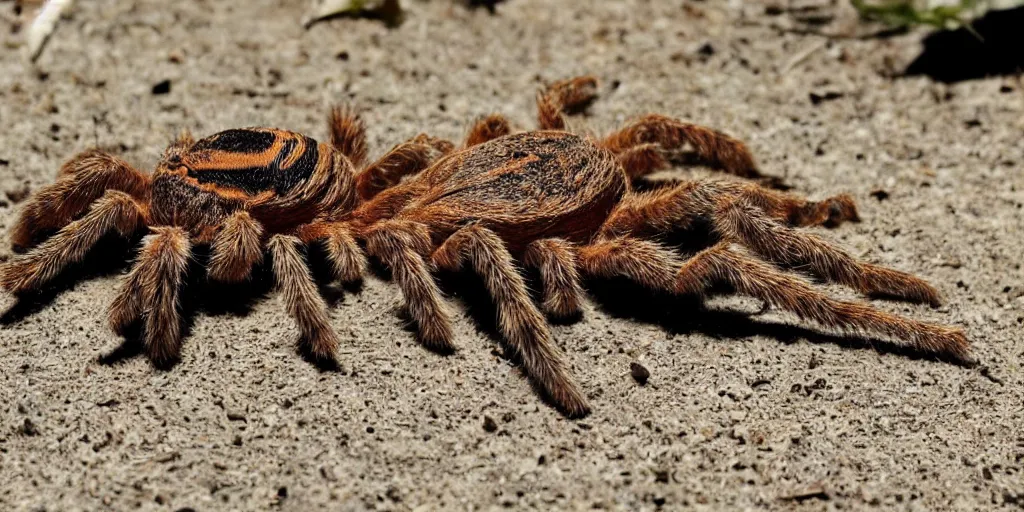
25, 0, 76, 62
852, 0, 1024, 29
303, 0, 403, 29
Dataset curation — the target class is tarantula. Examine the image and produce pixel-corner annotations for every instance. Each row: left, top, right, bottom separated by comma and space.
0, 76, 970, 417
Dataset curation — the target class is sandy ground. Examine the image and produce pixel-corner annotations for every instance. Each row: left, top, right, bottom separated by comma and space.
1, 0, 1022, 510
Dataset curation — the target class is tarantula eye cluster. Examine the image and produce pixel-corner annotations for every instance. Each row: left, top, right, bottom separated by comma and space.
0, 76, 970, 417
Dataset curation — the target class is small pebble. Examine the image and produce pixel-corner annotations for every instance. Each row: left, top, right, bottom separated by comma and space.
19, 418, 40, 436
482, 416, 498, 433
630, 362, 650, 385
320, 466, 338, 482
152, 79, 171, 95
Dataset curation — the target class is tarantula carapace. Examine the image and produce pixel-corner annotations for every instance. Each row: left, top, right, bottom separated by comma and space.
1, 77, 969, 417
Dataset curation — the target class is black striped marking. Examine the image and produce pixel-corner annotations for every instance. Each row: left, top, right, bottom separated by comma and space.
192, 129, 277, 154
184, 130, 321, 196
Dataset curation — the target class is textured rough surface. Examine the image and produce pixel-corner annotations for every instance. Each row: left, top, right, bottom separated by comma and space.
407, 131, 624, 247
0, 1, 1022, 510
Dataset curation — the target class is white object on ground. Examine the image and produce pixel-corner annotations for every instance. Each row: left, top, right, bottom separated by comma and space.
25, 0, 76, 62
303, 0, 400, 28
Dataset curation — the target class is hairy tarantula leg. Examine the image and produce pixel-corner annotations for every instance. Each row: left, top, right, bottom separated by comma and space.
601, 181, 859, 238
208, 210, 265, 283
328, 104, 368, 168
578, 238, 971, 363
11, 150, 149, 251
296, 221, 367, 283
699, 181, 860, 228
615, 143, 671, 179
433, 225, 590, 417
546, 76, 600, 114
601, 184, 934, 304
578, 237, 683, 291
465, 114, 513, 147
364, 220, 455, 352
715, 199, 940, 305
354, 134, 454, 201
268, 234, 340, 362
791, 194, 860, 228
536, 75, 599, 130
0, 190, 145, 294
522, 238, 586, 320
139, 227, 191, 366
601, 114, 759, 179
108, 254, 149, 337
728, 183, 860, 228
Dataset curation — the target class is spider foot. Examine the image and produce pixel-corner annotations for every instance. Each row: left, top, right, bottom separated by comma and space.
544, 75, 599, 114
466, 114, 513, 147
861, 264, 943, 307
792, 193, 861, 228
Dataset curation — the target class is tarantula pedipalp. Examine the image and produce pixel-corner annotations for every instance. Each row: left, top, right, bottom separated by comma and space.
1, 76, 969, 418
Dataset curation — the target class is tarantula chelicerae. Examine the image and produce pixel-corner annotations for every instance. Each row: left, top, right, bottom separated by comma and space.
1, 76, 969, 417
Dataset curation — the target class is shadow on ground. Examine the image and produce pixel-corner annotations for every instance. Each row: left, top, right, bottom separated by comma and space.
904, 6, 1024, 83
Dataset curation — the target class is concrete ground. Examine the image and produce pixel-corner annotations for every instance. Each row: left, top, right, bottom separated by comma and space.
0, 0, 1021, 510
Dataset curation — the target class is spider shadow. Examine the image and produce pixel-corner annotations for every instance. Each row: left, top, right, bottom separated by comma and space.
1, 234, 136, 325
95, 323, 147, 367
184, 246, 276, 317
307, 242, 365, 309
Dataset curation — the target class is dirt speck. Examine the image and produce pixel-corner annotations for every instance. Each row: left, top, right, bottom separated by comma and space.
630, 362, 650, 385
151, 79, 171, 95
482, 416, 498, 433
17, 418, 40, 437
